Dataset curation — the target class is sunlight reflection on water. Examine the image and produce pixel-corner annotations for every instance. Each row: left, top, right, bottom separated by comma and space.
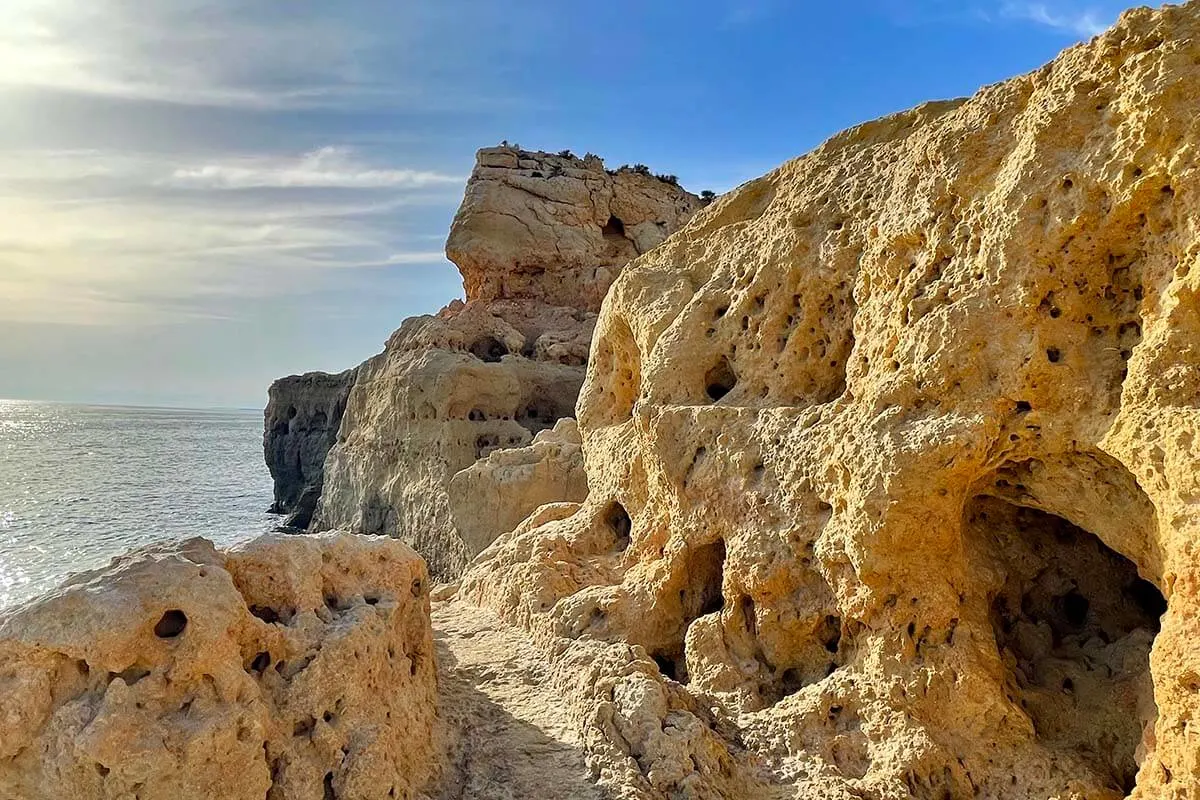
0, 401, 275, 609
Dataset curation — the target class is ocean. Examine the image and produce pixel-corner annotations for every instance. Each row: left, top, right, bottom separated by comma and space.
0, 400, 276, 609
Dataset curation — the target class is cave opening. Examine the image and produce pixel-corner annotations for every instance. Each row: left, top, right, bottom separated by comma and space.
601, 215, 626, 239
704, 357, 738, 402
469, 336, 509, 363
650, 539, 727, 685
968, 495, 1164, 794
604, 501, 632, 550
516, 398, 571, 434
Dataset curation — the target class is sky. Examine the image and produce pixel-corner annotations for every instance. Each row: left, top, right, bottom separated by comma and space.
0, 0, 1147, 408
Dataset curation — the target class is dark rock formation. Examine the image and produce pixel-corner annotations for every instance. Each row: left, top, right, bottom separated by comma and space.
263, 369, 356, 527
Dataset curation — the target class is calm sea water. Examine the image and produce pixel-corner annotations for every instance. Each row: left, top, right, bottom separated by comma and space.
0, 400, 276, 609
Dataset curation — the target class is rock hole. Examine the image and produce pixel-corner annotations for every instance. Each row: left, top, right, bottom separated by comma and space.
604, 501, 632, 549
469, 336, 508, 363
970, 496, 1164, 793
704, 357, 737, 402
818, 615, 842, 653
1046, 347, 1062, 363
1061, 589, 1089, 627
601, 215, 626, 239
250, 605, 281, 624
475, 433, 500, 459
740, 596, 758, 637
652, 653, 679, 681
249, 652, 271, 673
1015, 400, 1032, 414
683, 539, 726, 618
324, 772, 336, 800
154, 610, 188, 639
293, 717, 315, 737
779, 668, 804, 697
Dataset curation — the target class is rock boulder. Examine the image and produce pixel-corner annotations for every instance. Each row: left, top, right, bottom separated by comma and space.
0, 533, 436, 800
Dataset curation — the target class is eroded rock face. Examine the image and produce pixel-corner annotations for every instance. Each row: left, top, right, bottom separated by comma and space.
448, 418, 588, 558
264, 369, 357, 528
315, 150, 700, 578
0, 533, 436, 800
447, 149, 703, 312
458, 6, 1200, 798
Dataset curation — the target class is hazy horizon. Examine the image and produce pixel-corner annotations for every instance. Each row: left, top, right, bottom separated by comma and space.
0, 0, 1139, 408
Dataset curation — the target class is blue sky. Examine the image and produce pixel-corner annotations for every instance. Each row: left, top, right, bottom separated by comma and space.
0, 0, 1143, 408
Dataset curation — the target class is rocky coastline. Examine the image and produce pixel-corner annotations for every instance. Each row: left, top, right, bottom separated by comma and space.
5, 6, 1200, 798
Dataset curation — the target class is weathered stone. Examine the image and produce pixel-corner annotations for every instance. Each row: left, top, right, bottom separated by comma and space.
315, 150, 700, 578
0, 533, 436, 800
447, 418, 588, 558
457, 6, 1200, 798
446, 148, 702, 312
315, 302, 590, 578
263, 369, 357, 521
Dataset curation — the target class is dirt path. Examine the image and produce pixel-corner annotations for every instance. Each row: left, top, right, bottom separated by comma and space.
425, 600, 603, 800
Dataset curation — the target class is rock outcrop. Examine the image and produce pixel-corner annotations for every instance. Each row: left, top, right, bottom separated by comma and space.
0, 533, 436, 800
453, 6, 1200, 799
264, 369, 357, 529
43, 5, 1200, 798
446, 150, 703, 311
313, 149, 701, 577
447, 418, 588, 558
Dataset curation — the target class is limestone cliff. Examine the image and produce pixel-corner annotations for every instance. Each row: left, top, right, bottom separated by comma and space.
313, 149, 701, 577
16, 4, 1200, 799
263, 369, 356, 529
454, 5, 1200, 798
0, 533, 436, 800
447, 417, 588, 557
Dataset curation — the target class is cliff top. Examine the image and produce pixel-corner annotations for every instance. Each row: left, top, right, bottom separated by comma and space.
444, 145, 703, 311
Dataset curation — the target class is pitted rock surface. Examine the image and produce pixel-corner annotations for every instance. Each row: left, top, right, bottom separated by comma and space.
0, 534, 436, 800
458, 6, 1200, 798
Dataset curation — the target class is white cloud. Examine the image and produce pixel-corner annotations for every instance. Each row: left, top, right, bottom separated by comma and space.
999, 2, 1112, 36
0, 1, 350, 108
169, 147, 462, 190
0, 145, 460, 327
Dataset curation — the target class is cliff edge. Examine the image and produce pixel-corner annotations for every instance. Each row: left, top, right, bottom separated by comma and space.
263, 368, 357, 529
311, 149, 701, 577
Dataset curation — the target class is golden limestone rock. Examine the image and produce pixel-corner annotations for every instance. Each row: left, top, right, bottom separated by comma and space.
456, 5, 1200, 798
315, 149, 701, 578
0, 534, 436, 800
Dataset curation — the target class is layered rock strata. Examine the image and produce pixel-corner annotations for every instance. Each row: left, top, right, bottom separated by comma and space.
313, 149, 701, 577
455, 6, 1200, 798
264, 369, 357, 529
0, 533, 436, 800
